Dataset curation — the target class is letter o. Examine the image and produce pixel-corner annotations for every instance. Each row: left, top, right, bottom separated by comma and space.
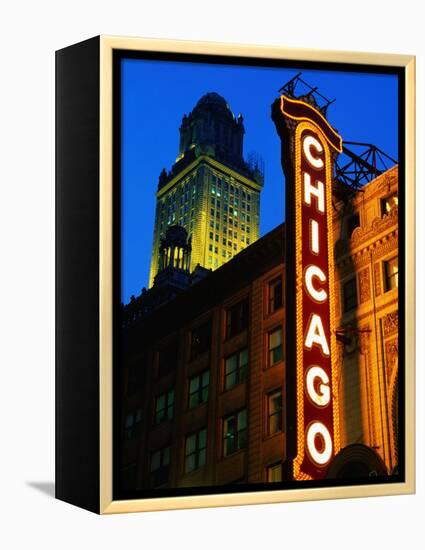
306, 422, 333, 466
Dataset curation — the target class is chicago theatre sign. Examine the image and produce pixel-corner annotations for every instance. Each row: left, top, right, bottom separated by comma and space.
273, 95, 343, 480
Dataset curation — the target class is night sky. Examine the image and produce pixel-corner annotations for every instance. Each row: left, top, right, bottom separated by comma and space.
121, 58, 398, 304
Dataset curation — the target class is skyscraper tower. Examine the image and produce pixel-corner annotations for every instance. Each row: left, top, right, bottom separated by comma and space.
149, 92, 264, 287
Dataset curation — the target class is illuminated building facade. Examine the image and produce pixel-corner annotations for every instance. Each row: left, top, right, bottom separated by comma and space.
329, 164, 399, 477
148, 92, 263, 287
119, 164, 399, 490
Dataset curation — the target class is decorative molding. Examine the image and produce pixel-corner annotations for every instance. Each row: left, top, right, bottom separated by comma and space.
383, 311, 398, 337
385, 339, 399, 385
358, 268, 371, 304
374, 262, 382, 297
358, 325, 371, 355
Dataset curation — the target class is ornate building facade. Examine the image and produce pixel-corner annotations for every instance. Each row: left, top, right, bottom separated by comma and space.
330, 164, 399, 476
119, 165, 399, 492
148, 92, 263, 287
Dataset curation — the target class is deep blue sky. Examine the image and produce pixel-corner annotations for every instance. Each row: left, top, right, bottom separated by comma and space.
121, 58, 398, 304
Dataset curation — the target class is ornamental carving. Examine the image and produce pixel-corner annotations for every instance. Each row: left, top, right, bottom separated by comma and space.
383, 311, 398, 337
350, 206, 398, 248
358, 325, 371, 355
385, 339, 399, 382
374, 263, 382, 296
358, 268, 371, 303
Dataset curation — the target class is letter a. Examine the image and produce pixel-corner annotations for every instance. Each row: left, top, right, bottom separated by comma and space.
304, 313, 330, 356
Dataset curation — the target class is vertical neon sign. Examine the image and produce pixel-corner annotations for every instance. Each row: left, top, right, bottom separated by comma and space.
273, 95, 342, 480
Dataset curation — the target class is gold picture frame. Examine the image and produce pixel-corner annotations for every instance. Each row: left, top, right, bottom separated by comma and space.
56, 35, 415, 514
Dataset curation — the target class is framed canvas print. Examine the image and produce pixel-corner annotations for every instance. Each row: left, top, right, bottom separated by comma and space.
55, 36, 415, 514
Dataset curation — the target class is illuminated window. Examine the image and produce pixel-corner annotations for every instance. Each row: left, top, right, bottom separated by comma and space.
268, 327, 283, 366
191, 320, 211, 359
381, 193, 398, 215
150, 446, 170, 487
188, 370, 209, 408
124, 408, 142, 440
224, 349, 248, 390
185, 428, 207, 473
347, 213, 360, 238
223, 410, 247, 457
268, 277, 283, 314
343, 277, 357, 312
226, 298, 249, 338
267, 463, 282, 482
267, 389, 283, 435
384, 256, 398, 291
154, 390, 174, 424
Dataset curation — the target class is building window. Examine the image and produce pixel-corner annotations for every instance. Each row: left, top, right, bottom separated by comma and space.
267, 389, 283, 435
226, 298, 249, 339
124, 408, 142, 440
343, 277, 357, 312
185, 428, 207, 473
384, 256, 399, 291
268, 277, 283, 313
267, 463, 283, 482
223, 410, 247, 457
150, 446, 170, 487
188, 370, 210, 408
381, 193, 398, 215
191, 320, 212, 359
154, 390, 174, 424
346, 213, 360, 238
224, 349, 248, 390
158, 338, 178, 377
268, 327, 283, 366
